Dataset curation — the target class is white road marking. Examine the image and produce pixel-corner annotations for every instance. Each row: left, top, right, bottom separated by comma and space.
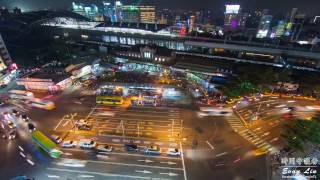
253, 127, 262, 131
78, 174, 95, 178
58, 158, 183, 171
206, 141, 215, 150
18, 145, 24, 152
47, 174, 60, 179
270, 137, 279, 143
262, 132, 271, 137
112, 139, 120, 142
159, 172, 179, 176
63, 152, 73, 156
62, 120, 70, 127
138, 159, 154, 163
135, 170, 152, 174
27, 159, 35, 166
54, 119, 64, 131
160, 161, 177, 165
180, 142, 188, 180
47, 168, 150, 179
20, 152, 26, 158
215, 152, 228, 157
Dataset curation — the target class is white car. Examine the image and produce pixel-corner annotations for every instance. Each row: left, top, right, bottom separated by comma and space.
79, 139, 96, 149
62, 140, 77, 148
144, 145, 161, 155
96, 145, 113, 152
167, 148, 181, 156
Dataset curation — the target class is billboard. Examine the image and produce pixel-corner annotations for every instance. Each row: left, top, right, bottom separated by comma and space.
225, 5, 240, 14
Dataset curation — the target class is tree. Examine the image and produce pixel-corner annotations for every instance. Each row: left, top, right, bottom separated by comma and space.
281, 114, 320, 152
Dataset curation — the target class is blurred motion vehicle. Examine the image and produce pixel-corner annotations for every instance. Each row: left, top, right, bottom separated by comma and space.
144, 145, 161, 155
79, 139, 96, 149
27, 98, 55, 110
20, 114, 30, 122
12, 109, 19, 116
167, 148, 181, 156
27, 122, 36, 132
9, 90, 34, 100
124, 144, 138, 152
31, 130, 62, 158
197, 108, 232, 117
0, 119, 16, 140
62, 140, 77, 148
96, 145, 113, 152
50, 135, 62, 144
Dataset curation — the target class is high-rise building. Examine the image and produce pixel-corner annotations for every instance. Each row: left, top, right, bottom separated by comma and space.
139, 6, 156, 24
0, 34, 11, 72
121, 6, 140, 23
120, 5, 155, 24
224, 4, 241, 31
256, 15, 273, 38
275, 20, 286, 37
188, 15, 196, 33
72, 2, 99, 20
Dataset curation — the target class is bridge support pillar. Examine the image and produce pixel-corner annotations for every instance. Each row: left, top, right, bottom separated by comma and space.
316, 61, 320, 69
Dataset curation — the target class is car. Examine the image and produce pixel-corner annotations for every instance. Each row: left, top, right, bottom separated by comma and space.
27, 123, 36, 132
7, 120, 16, 129
2, 111, 10, 119
79, 139, 96, 149
124, 144, 138, 152
62, 140, 77, 148
166, 148, 181, 156
75, 119, 89, 127
0, 84, 7, 89
12, 109, 19, 116
144, 145, 161, 155
77, 124, 92, 130
51, 135, 62, 144
96, 145, 113, 152
21, 114, 30, 122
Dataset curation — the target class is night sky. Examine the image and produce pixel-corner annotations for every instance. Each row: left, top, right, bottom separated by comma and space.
1, 0, 319, 15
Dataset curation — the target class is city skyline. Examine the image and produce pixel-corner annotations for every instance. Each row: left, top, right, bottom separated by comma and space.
1, 0, 320, 15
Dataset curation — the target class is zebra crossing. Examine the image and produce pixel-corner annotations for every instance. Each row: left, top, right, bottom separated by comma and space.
226, 114, 277, 153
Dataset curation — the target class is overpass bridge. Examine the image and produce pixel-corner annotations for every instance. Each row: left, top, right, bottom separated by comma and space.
40, 18, 320, 71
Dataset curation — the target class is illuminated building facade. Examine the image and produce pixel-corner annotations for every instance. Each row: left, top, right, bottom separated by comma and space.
72, 2, 99, 20
121, 6, 140, 23
120, 6, 155, 24
256, 15, 272, 38
139, 6, 156, 24
224, 4, 241, 31
0, 34, 9, 72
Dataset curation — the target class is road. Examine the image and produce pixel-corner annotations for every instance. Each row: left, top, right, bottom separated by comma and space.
235, 96, 320, 150
0, 84, 270, 180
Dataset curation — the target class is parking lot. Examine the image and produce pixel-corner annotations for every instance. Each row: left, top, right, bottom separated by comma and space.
46, 104, 187, 180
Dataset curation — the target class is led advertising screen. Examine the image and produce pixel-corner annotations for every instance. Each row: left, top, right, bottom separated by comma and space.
225, 5, 240, 14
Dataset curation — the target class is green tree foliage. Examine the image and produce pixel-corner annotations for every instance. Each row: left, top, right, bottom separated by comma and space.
281, 114, 320, 152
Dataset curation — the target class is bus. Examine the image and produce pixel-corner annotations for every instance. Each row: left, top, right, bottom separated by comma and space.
31, 130, 62, 158
9, 90, 34, 99
96, 96, 124, 105
27, 98, 55, 110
